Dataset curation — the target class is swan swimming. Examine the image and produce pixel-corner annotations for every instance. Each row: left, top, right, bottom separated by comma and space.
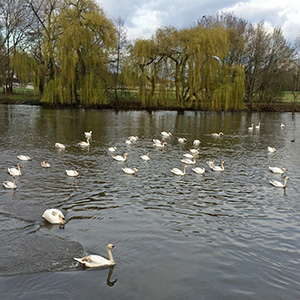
270, 177, 289, 188
171, 165, 188, 176
192, 167, 205, 174
55, 142, 65, 149
8, 163, 22, 176
141, 153, 150, 161
178, 137, 187, 143
74, 244, 116, 268
248, 124, 254, 130
17, 155, 31, 161
3, 176, 17, 189
268, 147, 276, 153
78, 138, 90, 147
41, 161, 51, 168
161, 131, 172, 137
181, 157, 196, 165
108, 147, 117, 152
211, 132, 224, 137
66, 170, 79, 177
256, 122, 261, 129
269, 166, 288, 174
122, 167, 138, 175
42, 208, 65, 224
193, 139, 201, 146
113, 153, 128, 162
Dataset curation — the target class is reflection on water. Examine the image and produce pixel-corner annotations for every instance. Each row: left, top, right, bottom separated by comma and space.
0, 105, 300, 299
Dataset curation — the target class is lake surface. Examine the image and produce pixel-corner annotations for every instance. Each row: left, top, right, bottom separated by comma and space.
0, 105, 300, 299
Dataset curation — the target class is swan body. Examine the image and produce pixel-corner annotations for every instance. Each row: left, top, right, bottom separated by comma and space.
129, 136, 138, 141
66, 170, 79, 177
178, 137, 187, 143
280, 123, 284, 127
256, 122, 261, 129
55, 143, 65, 149
78, 138, 90, 147
113, 153, 128, 162
183, 153, 194, 159
190, 148, 199, 155
192, 167, 205, 174
153, 139, 162, 145
41, 161, 50, 168
171, 165, 188, 176
270, 177, 289, 188
42, 208, 65, 224
17, 155, 31, 161
125, 139, 132, 145
3, 176, 17, 189
211, 161, 225, 172
74, 244, 115, 268
181, 157, 196, 165
84, 131, 92, 138
153, 142, 167, 148
193, 139, 201, 146
141, 153, 150, 161
248, 124, 254, 130
211, 132, 224, 137
8, 163, 21, 176
269, 166, 288, 174
268, 147, 276, 153
122, 167, 138, 175
161, 131, 172, 137
108, 147, 117, 152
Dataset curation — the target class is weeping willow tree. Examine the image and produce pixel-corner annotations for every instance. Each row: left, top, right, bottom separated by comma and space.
41, 0, 116, 105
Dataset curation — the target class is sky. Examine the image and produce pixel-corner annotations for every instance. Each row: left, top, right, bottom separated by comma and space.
96, 0, 300, 43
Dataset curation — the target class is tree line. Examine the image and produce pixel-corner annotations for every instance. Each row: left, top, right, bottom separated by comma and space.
0, 0, 299, 110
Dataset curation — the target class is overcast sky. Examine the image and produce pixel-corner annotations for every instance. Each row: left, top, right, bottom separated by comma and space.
96, 0, 300, 43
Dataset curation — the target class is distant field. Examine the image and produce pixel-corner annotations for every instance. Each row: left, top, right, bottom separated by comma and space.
282, 91, 300, 102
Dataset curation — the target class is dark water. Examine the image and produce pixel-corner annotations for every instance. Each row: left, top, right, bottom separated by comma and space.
0, 105, 300, 299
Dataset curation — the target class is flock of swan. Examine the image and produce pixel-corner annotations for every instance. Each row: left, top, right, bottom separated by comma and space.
2, 122, 289, 268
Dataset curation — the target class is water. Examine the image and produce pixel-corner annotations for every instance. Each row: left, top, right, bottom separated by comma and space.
0, 105, 300, 299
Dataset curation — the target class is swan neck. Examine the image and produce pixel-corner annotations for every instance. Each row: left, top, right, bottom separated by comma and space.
18, 165, 21, 175
107, 247, 115, 264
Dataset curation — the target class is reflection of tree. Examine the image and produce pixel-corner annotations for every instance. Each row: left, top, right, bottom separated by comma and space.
106, 265, 117, 287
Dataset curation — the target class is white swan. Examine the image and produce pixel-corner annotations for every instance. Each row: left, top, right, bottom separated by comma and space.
153, 142, 167, 148
8, 163, 22, 176
181, 157, 196, 165
108, 147, 117, 152
280, 123, 284, 127
183, 153, 194, 159
125, 139, 132, 145
161, 131, 172, 137
269, 166, 288, 174
66, 170, 79, 177
55, 142, 65, 149
268, 146, 276, 153
270, 177, 289, 188
256, 122, 261, 129
84, 131, 92, 138
193, 139, 201, 146
74, 244, 116, 268
248, 124, 254, 130
207, 161, 225, 171
192, 167, 205, 174
3, 176, 17, 189
171, 165, 188, 176
122, 167, 138, 175
206, 161, 215, 169
41, 161, 51, 168
42, 208, 65, 224
113, 153, 128, 162
190, 148, 199, 155
17, 155, 31, 161
178, 137, 187, 143
141, 153, 150, 161
153, 139, 162, 145
78, 138, 90, 147
129, 136, 138, 141
211, 132, 224, 137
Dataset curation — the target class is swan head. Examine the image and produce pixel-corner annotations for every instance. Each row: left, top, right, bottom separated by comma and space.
124, 153, 129, 157
17, 163, 21, 168
107, 244, 115, 249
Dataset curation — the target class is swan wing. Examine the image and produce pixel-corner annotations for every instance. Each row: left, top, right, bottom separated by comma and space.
74, 255, 111, 268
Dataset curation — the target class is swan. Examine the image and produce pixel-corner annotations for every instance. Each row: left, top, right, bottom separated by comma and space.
74, 244, 116, 268
84, 131, 92, 138
41, 161, 50, 168
256, 122, 261, 129
161, 131, 172, 137
211, 132, 224, 137
270, 177, 289, 188
248, 124, 254, 130
125, 139, 132, 145
153, 139, 162, 145
280, 123, 284, 127
122, 167, 138, 175
171, 165, 188, 176
268, 146, 276, 153
181, 157, 196, 165
113, 153, 128, 162
193, 139, 201, 146
153, 142, 167, 148
269, 166, 288, 174
17, 155, 31, 161
192, 167, 205, 174
212, 161, 225, 172
206, 161, 215, 169
190, 148, 199, 155
55, 142, 65, 149
3, 176, 17, 189
78, 138, 90, 147
42, 208, 65, 224
8, 163, 21, 176
129, 136, 138, 141
66, 170, 79, 177
141, 153, 150, 161
178, 137, 187, 143
183, 153, 195, 159
108, 147, 117, 152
